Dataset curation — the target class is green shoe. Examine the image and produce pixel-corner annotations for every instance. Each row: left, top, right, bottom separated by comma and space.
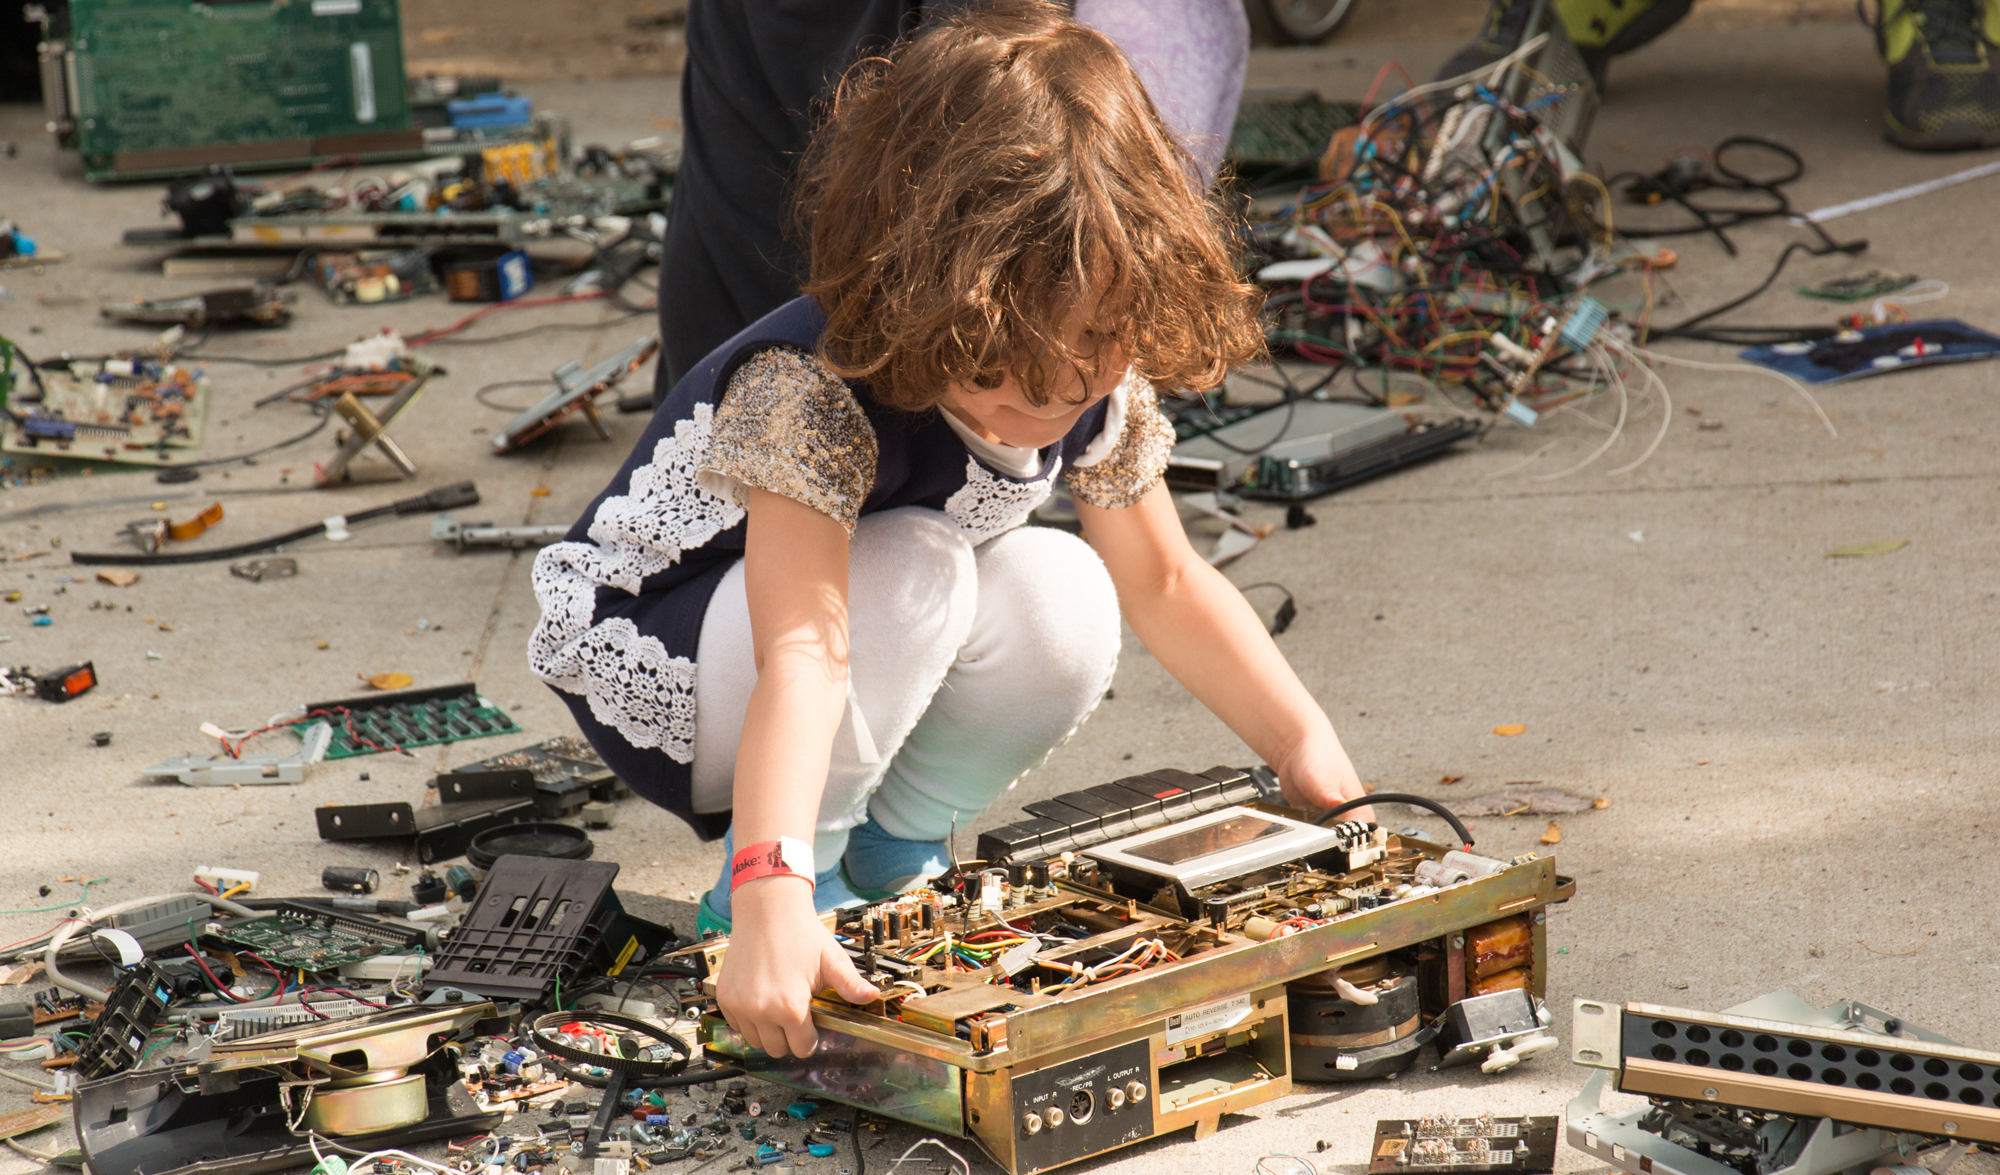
1878, 0, 2000, 149
1435, 0, 1694, 87
696, 890, 731, 936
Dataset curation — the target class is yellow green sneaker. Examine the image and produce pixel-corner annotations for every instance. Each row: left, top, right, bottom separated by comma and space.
1878, 0, 2000, 149
1436, 0, 1694, 86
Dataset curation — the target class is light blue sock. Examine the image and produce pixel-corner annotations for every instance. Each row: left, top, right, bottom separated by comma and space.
841, 817, 952, 896
704, 830, 864, 926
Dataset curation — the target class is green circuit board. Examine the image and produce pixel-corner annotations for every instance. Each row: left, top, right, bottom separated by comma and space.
50, 0, 418, 180
212, 908, 424, 972
295, 683, 523, 759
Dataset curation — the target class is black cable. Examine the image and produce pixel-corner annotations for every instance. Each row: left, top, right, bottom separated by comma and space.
69, 480, 478, 566
171, 400, 334, 470
1315, 792, 1474, 850
1238, 582, 1297, 635
1650, 235, 1864, 343
415, 312, 650, 347
178, 345, 347, 367
851, 1111, 867, 1175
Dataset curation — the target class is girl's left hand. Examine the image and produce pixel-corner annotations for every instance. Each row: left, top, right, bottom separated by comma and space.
1273, 733, 1368, 819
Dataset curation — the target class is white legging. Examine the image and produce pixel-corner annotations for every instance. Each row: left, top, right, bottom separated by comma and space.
690, 508, 1123, 864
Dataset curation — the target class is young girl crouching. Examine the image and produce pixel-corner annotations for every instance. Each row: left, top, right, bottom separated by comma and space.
530, 0, 1364, 1058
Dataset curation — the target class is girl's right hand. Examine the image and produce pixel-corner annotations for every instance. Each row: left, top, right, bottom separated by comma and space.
714, 876, 881, 1058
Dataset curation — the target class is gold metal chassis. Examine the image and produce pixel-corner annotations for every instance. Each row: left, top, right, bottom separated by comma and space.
704, 852, 1568, 1074
1623, 1058, 2000, 1145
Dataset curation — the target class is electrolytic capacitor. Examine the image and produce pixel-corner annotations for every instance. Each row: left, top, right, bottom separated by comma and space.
1026, 862, 1049, 890
869, 914, 886, 945
919, 902, 936, 931
886, 908, 903, 941
1203, 897, 1231, 930
322, 865, 380, 894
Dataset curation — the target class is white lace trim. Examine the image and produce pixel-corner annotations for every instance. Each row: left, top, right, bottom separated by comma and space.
585, 402, 746, 593
527, 403, 743, 763
944, 456, 1059, 546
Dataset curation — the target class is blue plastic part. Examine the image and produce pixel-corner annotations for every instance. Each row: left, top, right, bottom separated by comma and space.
447, 94, 533, 129
496, 249, 532, 302
502, 1049, 524, 1074
754, 1143, 785, 1166
808, 1144, 837, 1158
646, 1114, 669, 1126
31, 616, 51, 627
1559, 295, 1608, 351
1503, 399, 1540, 427
783, 1101, 818, 1121
11, 232, 35, 257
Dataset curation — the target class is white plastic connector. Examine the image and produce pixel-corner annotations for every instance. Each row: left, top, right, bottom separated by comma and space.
193, 866, 260, 893
1482, 1031, 1561, 1073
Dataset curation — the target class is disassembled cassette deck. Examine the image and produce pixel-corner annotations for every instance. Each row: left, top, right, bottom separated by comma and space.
696, 766, 1575, 1175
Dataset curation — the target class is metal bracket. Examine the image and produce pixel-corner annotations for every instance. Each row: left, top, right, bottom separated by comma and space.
315, 363, 435, 486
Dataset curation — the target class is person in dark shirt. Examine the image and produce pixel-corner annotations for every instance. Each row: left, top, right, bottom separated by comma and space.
653, 0, 1250, 397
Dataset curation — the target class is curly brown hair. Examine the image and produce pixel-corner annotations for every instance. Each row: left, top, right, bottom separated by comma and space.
794, 0, 1264, 411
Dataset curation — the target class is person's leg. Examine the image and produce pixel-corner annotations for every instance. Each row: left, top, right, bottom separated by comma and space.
1436, 0, 1694, 86
1876, 0, 2000, 150
845, 525, 1123, 894
1075, 0, 1250, 186
691, 508, 981, 927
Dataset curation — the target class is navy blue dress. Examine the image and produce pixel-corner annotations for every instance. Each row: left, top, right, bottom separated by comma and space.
530, 296, 1173, 837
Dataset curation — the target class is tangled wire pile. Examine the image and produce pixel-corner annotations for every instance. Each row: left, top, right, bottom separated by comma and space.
1216, 37, 1858, 475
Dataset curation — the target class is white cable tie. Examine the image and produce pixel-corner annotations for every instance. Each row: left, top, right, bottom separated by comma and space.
323, 516, 352, 541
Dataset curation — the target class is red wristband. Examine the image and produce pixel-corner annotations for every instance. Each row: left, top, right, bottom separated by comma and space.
730, 837, 816, 891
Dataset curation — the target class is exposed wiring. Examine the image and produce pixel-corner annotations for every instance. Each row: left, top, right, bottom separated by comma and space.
0, 1067, 57, 1092
0, 878, 108, 917
1316, 792, 1475, 849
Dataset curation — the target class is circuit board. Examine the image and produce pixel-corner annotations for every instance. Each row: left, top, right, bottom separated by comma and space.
294, 682, 522, 759
210, 905, 426, 973
43, 0, 418, 181
1370, 1116, 1559, 1174
0, 357, 210, 466
458, 736, 615, 790
1228, 93, 1358, 167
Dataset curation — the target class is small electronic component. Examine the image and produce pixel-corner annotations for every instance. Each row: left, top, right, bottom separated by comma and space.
443, 249, 532, 302
1371, 1115, 1558, 1174
310, 250, 436, 304
75, 960, 176, 1078
35, 662, 98, 702
322, 866, 382, 895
